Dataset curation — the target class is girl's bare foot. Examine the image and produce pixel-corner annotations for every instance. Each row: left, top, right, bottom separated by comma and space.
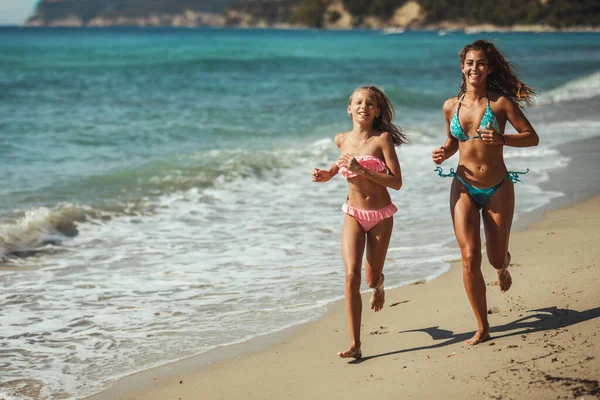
370, 273, 385, 312
337, 346, 362, 359
497, 252, 512, 293
465, 329, 491, 345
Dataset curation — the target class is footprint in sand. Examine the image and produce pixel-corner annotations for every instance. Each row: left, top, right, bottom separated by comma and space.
509, 262, 521, 267
370, 326, 390, 335
487, 307, 501, 314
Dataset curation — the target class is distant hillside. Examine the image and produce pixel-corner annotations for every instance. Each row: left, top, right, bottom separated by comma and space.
25, 0, 600, 30
25, 0, 234, 27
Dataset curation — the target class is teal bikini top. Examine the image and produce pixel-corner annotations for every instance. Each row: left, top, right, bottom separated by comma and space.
450, 94, 500, 141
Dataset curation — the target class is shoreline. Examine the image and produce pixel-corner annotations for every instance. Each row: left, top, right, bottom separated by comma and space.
3, 24, 600, 33
88, 135, 600, 400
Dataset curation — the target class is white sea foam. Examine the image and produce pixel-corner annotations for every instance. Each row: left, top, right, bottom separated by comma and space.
535, 71, 600, 105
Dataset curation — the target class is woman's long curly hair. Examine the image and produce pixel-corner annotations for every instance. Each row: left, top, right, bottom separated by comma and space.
348, 86, 407, 147
458, 40, 535, 107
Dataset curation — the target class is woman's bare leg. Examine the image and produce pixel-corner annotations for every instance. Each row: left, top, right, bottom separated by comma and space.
483, 180, 515, 293
450, 179, 490, 345
365, 216, 393, 312
338, 215, 366, 358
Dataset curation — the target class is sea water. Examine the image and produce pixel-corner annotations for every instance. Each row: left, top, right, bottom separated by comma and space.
1, 27, 599, 399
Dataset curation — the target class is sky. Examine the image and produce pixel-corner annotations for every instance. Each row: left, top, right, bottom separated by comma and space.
0, 0, 39, 25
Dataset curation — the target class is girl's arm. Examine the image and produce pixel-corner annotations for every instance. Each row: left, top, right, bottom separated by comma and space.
311, 163, 339, 182
312, 133, 343, 182
342, 132, 402, 190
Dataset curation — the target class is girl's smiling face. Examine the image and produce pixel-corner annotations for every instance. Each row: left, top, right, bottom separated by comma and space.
348, 89, 380, 124
462, 49, 492, 87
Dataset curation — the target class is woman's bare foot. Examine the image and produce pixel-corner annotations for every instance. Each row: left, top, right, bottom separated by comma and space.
465, 329, 491, 345
337, 346, 362, 359
497, 252, 512, 293
370, 273, 385, 312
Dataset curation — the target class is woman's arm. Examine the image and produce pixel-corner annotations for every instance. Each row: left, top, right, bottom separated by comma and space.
342, 132, 402, 190
479, 97, 539, 147
433, 137, 459, 164
433, 99, 459, 164
502, 99, 539, 147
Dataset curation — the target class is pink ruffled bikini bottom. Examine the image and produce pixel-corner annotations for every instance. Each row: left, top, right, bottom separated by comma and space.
342, 202, 398, 232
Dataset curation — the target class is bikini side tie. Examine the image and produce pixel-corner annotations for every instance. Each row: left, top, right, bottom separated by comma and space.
506, 169, 529, 184
435, 167, 529, 184
434, 166, 455, 178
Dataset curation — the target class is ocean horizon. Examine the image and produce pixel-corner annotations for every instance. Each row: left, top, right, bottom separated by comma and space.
1, 27, 599, 399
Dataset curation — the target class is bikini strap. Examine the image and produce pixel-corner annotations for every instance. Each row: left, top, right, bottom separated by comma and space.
456, 94, 465, 113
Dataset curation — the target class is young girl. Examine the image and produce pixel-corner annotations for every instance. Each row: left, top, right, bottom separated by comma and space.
432, 40, 539, 345
312, 86, 406, 359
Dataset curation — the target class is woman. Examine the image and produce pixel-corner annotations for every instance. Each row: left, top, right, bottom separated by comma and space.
432, 40, 539, 345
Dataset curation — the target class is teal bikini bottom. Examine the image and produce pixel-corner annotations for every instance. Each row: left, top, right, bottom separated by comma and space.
435, 167, 528, 210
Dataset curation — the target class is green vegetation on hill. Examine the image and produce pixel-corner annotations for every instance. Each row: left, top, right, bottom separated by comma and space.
338, 0, 600, 27
28, 0, 600, 27
31, 0, 234, 24
420, 0, 600, 27
33, 0, 107, 24
340, 0, 402, 19
225, 0, 304, 25
291, 0, 328, 27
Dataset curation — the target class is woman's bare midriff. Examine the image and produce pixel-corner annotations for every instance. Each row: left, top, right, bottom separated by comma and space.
456, 141, 508, 187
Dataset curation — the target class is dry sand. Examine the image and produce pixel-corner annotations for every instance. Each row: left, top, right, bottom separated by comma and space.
89, 195, 600, 400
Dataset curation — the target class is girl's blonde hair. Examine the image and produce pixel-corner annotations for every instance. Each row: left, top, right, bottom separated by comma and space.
349, 86, 407, 146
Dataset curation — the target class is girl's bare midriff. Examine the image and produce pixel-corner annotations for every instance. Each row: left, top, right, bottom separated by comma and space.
345, 176, 393, 210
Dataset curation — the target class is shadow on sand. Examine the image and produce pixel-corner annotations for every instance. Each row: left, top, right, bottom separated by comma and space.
350, 306, 600, 364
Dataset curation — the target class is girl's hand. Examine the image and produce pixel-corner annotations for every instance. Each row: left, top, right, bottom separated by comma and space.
312, 168, 333, 182
337, 153, 362, 174
478, 123, 505, 145
432, 146, 446, 164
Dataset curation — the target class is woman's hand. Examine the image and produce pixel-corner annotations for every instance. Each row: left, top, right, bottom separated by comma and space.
337, 153, 362, 174
432, 146, 446, 164
478, 123, 505, 145
311, 168, 334, 182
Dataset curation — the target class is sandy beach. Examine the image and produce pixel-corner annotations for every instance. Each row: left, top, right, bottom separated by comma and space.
88, 190, 600, 399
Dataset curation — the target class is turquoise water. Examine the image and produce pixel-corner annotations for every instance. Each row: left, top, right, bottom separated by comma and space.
2, 29, 599, 212
3, 28, 599, 212
1, 27, 600, 399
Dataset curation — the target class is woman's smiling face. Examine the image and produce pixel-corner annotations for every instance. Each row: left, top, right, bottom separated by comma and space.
462, 49, 492, 87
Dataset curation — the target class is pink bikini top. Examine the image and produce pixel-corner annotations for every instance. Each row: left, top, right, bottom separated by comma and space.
336, 155, 388, 179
